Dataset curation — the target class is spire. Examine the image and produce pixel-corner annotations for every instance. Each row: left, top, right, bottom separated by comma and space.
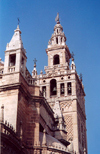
6, 25, 24, 51
32, 58, 37, 78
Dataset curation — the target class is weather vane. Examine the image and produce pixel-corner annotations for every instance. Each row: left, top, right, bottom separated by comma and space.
55, 13, 60, 24
17, 18, 20, 25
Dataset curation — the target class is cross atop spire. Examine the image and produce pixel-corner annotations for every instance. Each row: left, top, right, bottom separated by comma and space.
17, 18, 20, 25
32, 58, 37, 78
71, 52, 74, 61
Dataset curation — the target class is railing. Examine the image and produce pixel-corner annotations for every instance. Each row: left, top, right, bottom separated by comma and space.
20, 67, 36, 86
0, 121, 20, 143
8, 66, 15, 72
44, 63, 68, 70
37, 69, 71, 79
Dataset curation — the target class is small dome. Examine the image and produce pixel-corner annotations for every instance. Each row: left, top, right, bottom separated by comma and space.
39, 132, 68, 152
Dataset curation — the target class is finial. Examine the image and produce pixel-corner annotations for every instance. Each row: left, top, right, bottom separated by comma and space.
83, 148, 86, 154
71, 52, 74, 61
80, 73, 83, 82
17, 18, 20, 25
33, 58, 37, 67
55, 13, 60, 24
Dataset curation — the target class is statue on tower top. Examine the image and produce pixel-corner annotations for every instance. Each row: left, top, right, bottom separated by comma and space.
55, 13, 60, 24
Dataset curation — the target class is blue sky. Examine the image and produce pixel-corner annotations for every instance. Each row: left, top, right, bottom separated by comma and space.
0, 0, 100, 153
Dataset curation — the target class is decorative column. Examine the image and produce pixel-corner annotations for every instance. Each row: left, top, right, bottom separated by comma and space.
65, 82, 67, 96
57, 83, 60, 97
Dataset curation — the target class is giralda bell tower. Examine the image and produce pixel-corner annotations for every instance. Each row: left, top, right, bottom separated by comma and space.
37, 13, 88, 154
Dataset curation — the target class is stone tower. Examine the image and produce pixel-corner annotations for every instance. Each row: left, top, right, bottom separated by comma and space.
0, 25, 41, 152
0, 25, 27, 130
37, 13, 88, 154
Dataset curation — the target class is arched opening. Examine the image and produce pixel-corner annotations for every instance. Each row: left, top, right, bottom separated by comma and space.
53, 54, 60, 65
50, 79, 57, 96
9, 54, 16, 66
67, 82, 72, 95
56, 37, 58, 44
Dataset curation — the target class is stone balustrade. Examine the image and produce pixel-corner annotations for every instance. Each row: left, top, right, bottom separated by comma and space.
8, 66, 15, 72
0, 121, 16, 137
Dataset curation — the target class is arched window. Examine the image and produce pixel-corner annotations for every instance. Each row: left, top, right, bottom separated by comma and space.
67, 82, 72, 95
53, 54, 60, 65
50, 79, 57, 96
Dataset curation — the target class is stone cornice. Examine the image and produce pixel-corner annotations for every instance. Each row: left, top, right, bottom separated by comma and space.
46, 45, 70, 53
0, 83, 20, 92
5, 48, 27, 59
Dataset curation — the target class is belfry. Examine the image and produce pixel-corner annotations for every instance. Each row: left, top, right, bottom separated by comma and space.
37, 13, 87, 154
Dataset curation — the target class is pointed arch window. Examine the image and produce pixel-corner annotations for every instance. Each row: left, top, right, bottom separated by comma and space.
50, 79, 57, 96
53, 54, 60, 65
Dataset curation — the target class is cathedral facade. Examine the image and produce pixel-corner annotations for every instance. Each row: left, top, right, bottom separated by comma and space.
0, 14, 87, 154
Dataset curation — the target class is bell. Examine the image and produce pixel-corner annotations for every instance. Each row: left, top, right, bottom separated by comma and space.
53, 87, 56, 92
61, 86, 64, 92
